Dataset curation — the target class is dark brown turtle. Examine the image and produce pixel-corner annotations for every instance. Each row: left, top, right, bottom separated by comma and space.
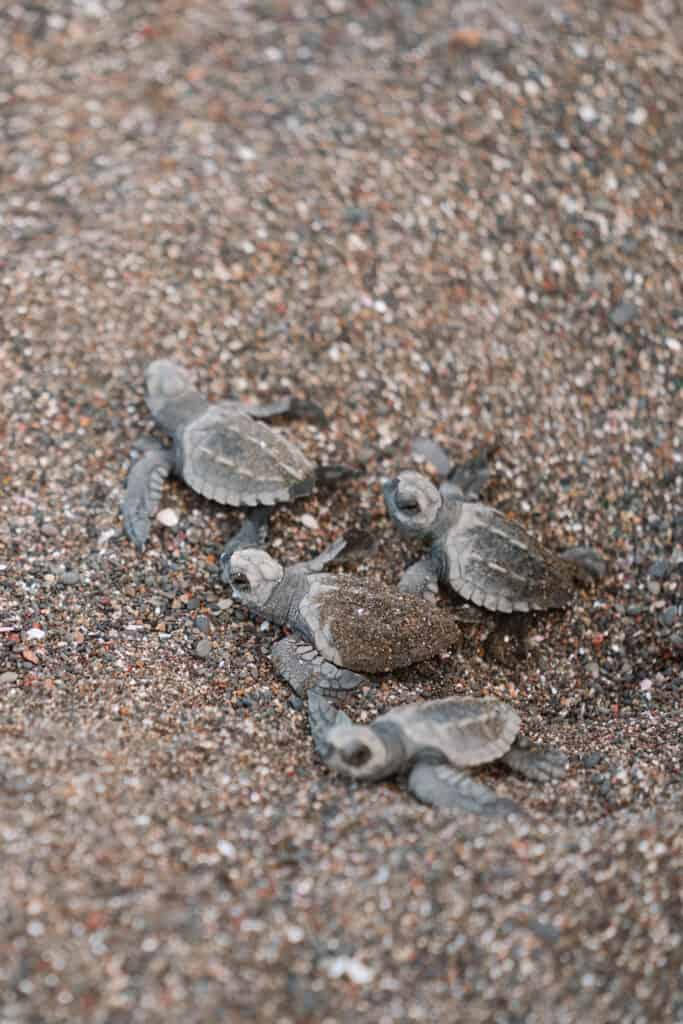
223, 536, 463, 697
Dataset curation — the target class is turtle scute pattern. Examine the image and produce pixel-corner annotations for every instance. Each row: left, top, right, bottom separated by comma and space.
308, 577, 463, 673
181, 405, 315, 506
446, 511, 574, 612
390, 696, 521, 767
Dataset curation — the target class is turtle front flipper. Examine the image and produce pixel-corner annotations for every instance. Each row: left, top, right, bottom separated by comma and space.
441, 445, 497, 503
307, 690, 353, 758
243, 396, 327, 428
501, 736, 568, 782
271, 636, 368, 698
219, 507, 273, 578
408, 760, 521, 816
398, 556, 440, 602
303, 530, 377, 573
123, 444, 175, 550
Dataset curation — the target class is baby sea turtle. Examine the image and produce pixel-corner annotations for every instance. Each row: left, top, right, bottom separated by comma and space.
222, 536, 464, 697
123, 359, 347, 551
309, 690, 567, 814
384, 453, 605, 658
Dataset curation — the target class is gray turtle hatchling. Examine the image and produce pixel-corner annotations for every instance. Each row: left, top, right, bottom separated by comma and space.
383, 453, 605, 657
123, 359, 346, 551
309, 690, 567, 814
222, 536, 464, 697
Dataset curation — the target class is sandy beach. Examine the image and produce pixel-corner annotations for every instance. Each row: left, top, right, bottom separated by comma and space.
1, 1, 681, 1020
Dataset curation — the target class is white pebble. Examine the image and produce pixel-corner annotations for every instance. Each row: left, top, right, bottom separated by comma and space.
217, 839, 236, 859
578, 104, 598, 123
324, 955, 375, 984
156, 508, 179, 528
628, 106, 648, 126
300, 514, 319, 530
26, 627, 45, 641
665, 337, 680, 353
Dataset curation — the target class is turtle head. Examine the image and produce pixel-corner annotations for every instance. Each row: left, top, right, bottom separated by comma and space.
383, 470, 442, 538
323, 723, 392, 781
144, 360, 195, 416
226, 547, 284, 611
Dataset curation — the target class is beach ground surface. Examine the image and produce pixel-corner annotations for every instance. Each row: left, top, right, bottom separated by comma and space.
1, 2, 681, 1021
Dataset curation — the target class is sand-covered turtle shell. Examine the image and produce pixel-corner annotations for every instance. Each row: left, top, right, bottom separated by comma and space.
442, 503, 574, 613
179, 403, 316, 506
297, 574, 463, 673
385, 696, 520, 767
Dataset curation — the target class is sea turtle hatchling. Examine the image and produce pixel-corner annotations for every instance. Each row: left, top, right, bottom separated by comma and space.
222, 535, 465, 697
308, 690, 567, 814
383, 453, 605, 657
123, 359, 348, 550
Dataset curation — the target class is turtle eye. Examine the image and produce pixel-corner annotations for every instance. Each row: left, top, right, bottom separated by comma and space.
230, 572, 251, 590
341, 741, 372, 768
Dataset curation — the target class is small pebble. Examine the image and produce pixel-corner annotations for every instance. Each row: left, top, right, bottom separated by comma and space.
300, 513, 319, 530
323, 955, 375, 984
195, 614, 211, 634
60, 571, 80, 586
649, 560, 671, 580
659, 606, 680, 627
0, 672, 19, 685
609, 302, 638, 327
157, 508, 180, 528
217, 839, 236, 859
25, 628, 46, 641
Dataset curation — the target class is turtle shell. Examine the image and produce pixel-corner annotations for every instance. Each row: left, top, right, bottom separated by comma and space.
179, 403, 316, 506
297, 574, 463, 673
442, 503, 574, 613
385, 696, 520, 767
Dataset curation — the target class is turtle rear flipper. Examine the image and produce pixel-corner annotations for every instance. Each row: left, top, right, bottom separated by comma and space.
408, 761, 521, 816
501, 736, 568, 782
560, 546, 607, 583
314, 463, 362, 488
123, 445, 175, 550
